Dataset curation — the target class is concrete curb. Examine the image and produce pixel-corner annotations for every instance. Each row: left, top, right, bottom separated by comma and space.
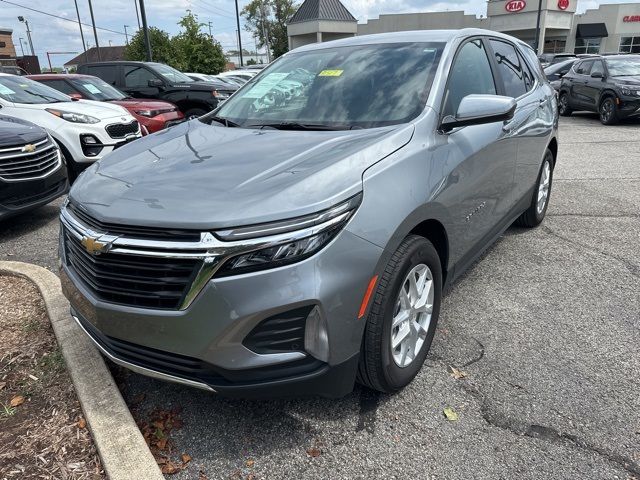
0, 261, 164, 480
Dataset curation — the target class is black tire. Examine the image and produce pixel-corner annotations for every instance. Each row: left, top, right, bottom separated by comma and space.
357, 235, 442, 393
184, 108, 208, 120
515, 149, 554, 228
558, 92, 572, 117
599, 96, 619, 125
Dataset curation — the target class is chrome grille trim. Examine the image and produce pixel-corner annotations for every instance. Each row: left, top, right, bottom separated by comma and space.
0, 138, 62, 182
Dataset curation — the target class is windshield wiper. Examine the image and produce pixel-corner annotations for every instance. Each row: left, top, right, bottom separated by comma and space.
208, 115, 240, 128
249, 122, 350, 131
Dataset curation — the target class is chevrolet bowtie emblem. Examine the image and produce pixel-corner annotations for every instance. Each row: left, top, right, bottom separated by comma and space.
21, 144, 36, 153
81, 235, 113, 255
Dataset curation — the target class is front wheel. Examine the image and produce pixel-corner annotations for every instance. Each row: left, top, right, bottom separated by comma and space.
515, 149, 554, 228
184, 108, 208, 120
357, 235, 442, 393
558, 92, 572, 116
599, 97, 619, 125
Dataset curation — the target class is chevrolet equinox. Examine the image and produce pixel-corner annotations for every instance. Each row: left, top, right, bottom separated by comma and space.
60, 30, 559, 398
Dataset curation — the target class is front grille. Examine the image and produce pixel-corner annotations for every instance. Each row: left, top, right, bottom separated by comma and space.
0, 137, 60, 181
75, 312, 323, 386
105, 120, 139, 139
67, 203, 201, 241
63, 227, 201, 309
243, 307, 311, 354
2, 179, 66, 208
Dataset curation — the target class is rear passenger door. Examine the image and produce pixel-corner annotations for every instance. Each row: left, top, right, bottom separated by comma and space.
570, 60, 593, 107
583, 59, 605, 109
487, 39, 553, 205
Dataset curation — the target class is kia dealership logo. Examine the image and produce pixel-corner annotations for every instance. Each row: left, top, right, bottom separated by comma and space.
558, 0, 569, 10
505, 0, 526, 13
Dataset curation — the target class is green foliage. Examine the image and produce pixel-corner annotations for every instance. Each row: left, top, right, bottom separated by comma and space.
246, 58, 257, 65
124, 12, 226, 74
242, 0, 298, 59
125, 27, 176, 64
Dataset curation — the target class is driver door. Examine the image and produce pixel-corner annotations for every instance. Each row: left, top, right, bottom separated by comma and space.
122, 65, 163, 99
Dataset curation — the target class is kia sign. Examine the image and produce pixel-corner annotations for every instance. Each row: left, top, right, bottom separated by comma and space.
505, 0, 526, 13
623, 15, 640, 22
558, 0, 569, 11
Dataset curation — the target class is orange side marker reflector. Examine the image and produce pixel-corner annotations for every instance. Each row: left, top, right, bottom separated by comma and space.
358, 275, 379, 319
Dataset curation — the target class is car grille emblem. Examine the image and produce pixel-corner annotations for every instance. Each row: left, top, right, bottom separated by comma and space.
21, 144, 36, 153
81, 235, 113, 255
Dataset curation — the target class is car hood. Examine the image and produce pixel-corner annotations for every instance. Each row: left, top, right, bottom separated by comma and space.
612, 75, 640, 86
69, 120, 414, 230
0, 116, 47, 145
110, 98, 177, 111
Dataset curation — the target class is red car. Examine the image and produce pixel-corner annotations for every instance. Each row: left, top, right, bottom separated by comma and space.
28, 74, 184, 134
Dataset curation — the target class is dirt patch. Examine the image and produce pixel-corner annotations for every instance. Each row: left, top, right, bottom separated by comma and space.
0, 274, 104, 479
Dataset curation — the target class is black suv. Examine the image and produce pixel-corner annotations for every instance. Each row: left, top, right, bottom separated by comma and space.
78, 62, 220, 118
0, 116, 67, 221
558, 55, 640, 125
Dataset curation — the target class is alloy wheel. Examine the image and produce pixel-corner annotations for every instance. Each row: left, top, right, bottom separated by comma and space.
537, 159, 551, 215
559, 94, 569, 114
600, 99, 613, 123
390, 264, 434, 368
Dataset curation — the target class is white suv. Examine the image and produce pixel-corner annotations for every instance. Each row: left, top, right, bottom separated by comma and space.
0, 74, 141, 178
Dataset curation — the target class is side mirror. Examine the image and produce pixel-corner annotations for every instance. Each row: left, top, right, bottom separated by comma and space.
591, 71, 604, 79
148, 78, 164, 88
440, 94, 516, 132
558, 70, 568, 78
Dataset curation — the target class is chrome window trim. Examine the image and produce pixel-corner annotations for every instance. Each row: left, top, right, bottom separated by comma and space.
60, 200, 356, 310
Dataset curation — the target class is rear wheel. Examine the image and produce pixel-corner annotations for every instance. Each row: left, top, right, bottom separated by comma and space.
599, 97, 619, 125
184, 108, 207, 120
515, 149, 554, 228
357, 235, 442, 393
558, 92, 572, 116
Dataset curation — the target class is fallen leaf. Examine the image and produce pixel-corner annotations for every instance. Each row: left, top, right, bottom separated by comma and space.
306, 447, 321, 458
246, 459, 254, 468
156, 437, 168, 451
161, 461, 179, 474
152, 420, 165, 430
198, 470, 209, 480
77, 417, 86, 429
156, 458, 167, 465
247, 474, 255, 480
443, 407, 459, 421
10, 395, 25, 407
449, 366, 468, 380
181, 453, 192, 464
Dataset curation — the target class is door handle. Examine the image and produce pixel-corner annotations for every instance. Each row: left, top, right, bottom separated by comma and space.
503, 119, 517, 133
538, 98, 547, 108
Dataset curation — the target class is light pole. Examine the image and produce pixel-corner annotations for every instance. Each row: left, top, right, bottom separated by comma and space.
208, 21, 213, 38
533, 0, 543, 54
18, 37, 25, 56
74, 0, 87, 64
87, 0, 101, 61
134, 0, 141, 29
124, 25, 130, 45
17, 16, 35, 56
138, 0, 153, 61
234, 0, 243, 66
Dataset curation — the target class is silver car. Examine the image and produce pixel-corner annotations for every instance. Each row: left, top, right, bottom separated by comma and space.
60, 29, 558, 398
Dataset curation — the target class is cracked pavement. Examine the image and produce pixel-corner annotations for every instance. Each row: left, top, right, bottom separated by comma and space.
1, 115, 638, 479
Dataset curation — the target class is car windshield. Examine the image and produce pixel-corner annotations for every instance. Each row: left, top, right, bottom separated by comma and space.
151, 63, 193, 83
210, 42, 444, 130
544, 59, 575, 74
70, 77, 127, 101
606, 57, 640, 76
0, 75, 70, 104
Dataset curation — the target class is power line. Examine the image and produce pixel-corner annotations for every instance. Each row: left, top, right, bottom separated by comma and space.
192, 0, 237, 18
0, 0, 127, 36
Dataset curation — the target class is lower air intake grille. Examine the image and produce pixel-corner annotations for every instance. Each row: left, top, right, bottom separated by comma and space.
243, 307, 312, 354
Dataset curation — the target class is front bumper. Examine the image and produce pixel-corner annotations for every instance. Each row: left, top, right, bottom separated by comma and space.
60, 223, 383, 398
616, 96, 640, 119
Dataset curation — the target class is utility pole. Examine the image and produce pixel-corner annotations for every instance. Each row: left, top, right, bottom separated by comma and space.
138, 0, 153, 61
208, 21, 213, 38
18, 37, 25, 56
17, 17, 35, 56
533, 0, 543, 54
260, 1, 271, 63
134, 0, 141, 29
234, 0, 243, 66
124, 25, 130, 45
74, 0, 88, 64
87, 0, 101, 61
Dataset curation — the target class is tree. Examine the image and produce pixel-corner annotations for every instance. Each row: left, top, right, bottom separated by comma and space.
124, 27, 176, 64
246, 58, 257, 65
171, 11, 227, 74
242, 0, 298, 59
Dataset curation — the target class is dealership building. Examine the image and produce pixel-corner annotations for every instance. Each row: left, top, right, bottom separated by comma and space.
288, 0, 640, 55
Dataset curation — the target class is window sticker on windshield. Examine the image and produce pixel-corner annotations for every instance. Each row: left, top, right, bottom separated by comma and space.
318, 69, 343, 77
83, 83, 102, 94
243, 73, 289, 98
0, 84, 15, 95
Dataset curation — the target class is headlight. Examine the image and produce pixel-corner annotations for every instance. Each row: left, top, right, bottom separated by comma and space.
135, 109, 161, 117
46, 109, 100, 124
214, 194, 362, 277
617, 85, 640, 97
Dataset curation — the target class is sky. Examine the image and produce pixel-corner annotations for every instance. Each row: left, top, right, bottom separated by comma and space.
0, 0, 634, 68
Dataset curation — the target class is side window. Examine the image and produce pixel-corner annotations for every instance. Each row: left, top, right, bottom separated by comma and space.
41, 80, 75, 95
577, 61, 593, 75
518, 51, 536, 91
444, 39, 497, 117
87, 65, 117, 85
123, 66, 158, 88
489, 39, 527, 98
590, 60, 604, 76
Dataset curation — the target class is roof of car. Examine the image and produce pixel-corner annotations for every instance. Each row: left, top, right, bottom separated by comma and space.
28, 73, 92, 80
291, 29, 532, 53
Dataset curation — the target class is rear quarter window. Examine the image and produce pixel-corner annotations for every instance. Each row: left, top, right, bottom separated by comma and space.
85, 65, 118, 85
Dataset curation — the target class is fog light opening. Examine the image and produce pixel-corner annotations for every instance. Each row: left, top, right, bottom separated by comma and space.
304, 306, 329, 362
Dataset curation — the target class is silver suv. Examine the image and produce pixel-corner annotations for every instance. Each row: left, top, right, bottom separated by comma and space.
60, 30, 558, 398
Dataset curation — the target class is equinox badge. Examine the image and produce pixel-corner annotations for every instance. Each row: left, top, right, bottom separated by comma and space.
81, 235, 116, 255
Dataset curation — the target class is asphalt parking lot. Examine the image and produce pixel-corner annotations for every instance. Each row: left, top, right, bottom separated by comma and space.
1, 114, 639, 479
